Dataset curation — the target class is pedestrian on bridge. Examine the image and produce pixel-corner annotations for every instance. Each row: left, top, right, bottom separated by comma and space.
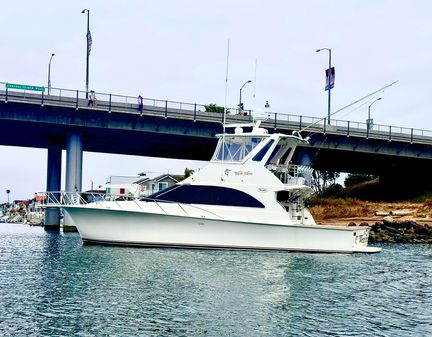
138, 95, 143, 115
88, 90, 96, 107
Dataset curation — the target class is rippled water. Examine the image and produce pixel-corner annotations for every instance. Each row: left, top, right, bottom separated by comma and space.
0, 223, 431, 336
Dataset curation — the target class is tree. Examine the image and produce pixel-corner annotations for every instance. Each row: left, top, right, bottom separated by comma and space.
311, 170, 340, 196
344, 174, 376, 187
204, 103, 229, 114
184, 168, 195, 179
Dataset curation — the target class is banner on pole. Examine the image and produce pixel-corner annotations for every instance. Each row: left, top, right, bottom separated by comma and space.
87, 31, 92, 56
325, 67, 335, 91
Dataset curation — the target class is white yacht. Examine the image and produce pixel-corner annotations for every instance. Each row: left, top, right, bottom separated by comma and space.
55, 121, 380, 253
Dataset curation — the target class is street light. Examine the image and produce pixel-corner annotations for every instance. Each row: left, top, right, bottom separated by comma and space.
47, 53, 55, 95
239, 80, 252, 114
316, 47, 332, 125
6, 189, 10, 205
367, 98, 382, 130
81, 9, 90, 99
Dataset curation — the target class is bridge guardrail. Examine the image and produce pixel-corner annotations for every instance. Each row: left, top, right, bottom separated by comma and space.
1, 81, 431, 145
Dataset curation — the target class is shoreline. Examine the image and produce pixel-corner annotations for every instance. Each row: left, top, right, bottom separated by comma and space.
315, 216, 432, 244
310, 198, 432, 243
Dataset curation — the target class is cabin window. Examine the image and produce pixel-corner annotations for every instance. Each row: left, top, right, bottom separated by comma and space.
252, 140, 274, 162
213, 136, 265, 162
144, 185, 265, 208
266, 144, 282, 165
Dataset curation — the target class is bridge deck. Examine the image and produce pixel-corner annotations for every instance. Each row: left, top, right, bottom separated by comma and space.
0, 83, 431, 147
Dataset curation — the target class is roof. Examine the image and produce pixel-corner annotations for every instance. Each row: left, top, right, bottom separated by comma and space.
133, 177, 150, 184
146, 174, 178, 184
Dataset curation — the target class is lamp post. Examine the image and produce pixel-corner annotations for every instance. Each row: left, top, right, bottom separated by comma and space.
239, 80, 252, 113
367, 97, 382, 130
81, 9, 90, 99
47, 53, 55, 95
6, 189, 10, 205
316, 47, 332, 125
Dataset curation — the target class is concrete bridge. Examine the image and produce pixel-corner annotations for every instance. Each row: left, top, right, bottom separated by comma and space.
1, 82, 431, 228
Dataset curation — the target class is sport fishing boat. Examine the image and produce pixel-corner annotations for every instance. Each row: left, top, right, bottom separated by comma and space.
51, 120, 380, 253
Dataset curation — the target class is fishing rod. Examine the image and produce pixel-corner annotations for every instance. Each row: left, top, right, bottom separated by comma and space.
298, 80, 399, 134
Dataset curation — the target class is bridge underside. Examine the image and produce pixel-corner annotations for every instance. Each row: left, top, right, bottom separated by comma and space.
1, 101, 431, 187
0, 103, 219, 160
295, 145, 432, 176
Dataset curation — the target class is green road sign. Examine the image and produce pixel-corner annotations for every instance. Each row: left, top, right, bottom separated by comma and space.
5, 83, 45, 92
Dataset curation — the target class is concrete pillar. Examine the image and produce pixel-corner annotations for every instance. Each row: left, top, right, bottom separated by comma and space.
44, 145, 62, 231
64, 132, 83, 232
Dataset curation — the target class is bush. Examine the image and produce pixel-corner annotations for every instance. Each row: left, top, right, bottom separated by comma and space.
344, 174, 376, 187
205, 103, 228, 114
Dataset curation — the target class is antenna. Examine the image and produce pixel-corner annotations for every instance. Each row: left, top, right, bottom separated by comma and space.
253, 58, 257, 103
299, 80, 399, 133
221, 39, 230, 180
223, 39, 230, 132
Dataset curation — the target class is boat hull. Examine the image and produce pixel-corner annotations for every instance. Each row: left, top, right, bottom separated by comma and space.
63, 206, 380, 254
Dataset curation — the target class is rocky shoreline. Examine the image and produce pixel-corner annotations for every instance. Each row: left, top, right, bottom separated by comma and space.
310, 198, 432, 244
347, 217, 432, 244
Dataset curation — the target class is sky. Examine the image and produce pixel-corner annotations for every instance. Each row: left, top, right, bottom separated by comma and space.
1, 0, 432, 202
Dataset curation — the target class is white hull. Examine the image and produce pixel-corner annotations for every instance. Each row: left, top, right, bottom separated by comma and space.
64, 206, 380, 253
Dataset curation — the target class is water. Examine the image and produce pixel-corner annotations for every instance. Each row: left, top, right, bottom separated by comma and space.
0, 223, 431, 337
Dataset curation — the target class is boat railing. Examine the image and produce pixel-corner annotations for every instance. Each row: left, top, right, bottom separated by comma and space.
266, 164, 313, 186
41, 191, 225, 219
41, 191, 133, 206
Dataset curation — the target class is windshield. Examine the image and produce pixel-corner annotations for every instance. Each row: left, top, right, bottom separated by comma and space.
212, 136, 265, 162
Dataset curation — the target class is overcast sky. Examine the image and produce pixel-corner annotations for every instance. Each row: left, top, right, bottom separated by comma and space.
1, 0, 431, 202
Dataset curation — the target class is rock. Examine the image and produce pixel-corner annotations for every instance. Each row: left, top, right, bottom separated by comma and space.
394, 235, 408, 243
348, 222, 357, 227
381, 234, 390, 241
383, 226, 397, 234
402, 221, 417, 229
359, 222, 370, 227
406, 227, 415, 234
415, 226, 429, 236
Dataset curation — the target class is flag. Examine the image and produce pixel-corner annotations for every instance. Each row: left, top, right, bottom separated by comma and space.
325, 67, 335, 91
87, 30, 92, 56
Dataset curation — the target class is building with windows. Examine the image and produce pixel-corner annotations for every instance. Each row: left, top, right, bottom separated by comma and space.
105, 174, 179, 199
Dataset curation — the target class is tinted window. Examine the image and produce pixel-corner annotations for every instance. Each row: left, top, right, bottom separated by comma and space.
144, 185, 264, 208
266, 144, 282, 165
253, 140, 274, 162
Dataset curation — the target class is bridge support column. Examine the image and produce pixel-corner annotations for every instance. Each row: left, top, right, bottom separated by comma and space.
44, 145, 62, 231
64, 132, 83, 232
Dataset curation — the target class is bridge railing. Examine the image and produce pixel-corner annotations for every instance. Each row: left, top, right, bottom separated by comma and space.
1, 81, 431, 145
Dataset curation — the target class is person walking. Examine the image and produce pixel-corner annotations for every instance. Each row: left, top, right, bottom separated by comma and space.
88, 90, 96, 106
137, 95, 143, 115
